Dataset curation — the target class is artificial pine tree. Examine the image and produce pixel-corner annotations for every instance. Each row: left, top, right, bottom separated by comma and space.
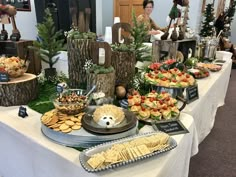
31, 8, 65, 78
130, 9, 152, 62
223, 0, 236, 36
200, 3, 215, 37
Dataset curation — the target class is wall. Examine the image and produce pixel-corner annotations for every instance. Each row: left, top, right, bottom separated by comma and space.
4, 1, 38, 40
231, 13, 236, 43
96, 0, 114, 36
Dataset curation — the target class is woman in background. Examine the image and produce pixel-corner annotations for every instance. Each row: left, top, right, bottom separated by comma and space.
137, 0, 166, 36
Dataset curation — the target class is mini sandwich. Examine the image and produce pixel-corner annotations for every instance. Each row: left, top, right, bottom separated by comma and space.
146, 90, 158, 98
161, 70, 172, 79
144, 98, 155, 109
159, 91, 171, 100
150, 109, 162, 121
175, 73, 185, 82
180, 81, 189, 87
130, 103, 141, 114
171, 106, 180, 117
138, 107, 150, 120
145, 73, 155, 83
166, 97, 178, 106
160, 80, 170, 87
161, 108, 172, 120
132, 91, 141, 103
169, 68, 181, 75
169, 79, 178, 87
186, 74, 195, 85
128, 95, 135, 106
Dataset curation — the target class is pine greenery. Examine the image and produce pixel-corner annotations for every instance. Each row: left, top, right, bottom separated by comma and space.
200, 3, 215, 37
130, 9, 152, 62
224, 0, 236, 36
32, 8, 65, 68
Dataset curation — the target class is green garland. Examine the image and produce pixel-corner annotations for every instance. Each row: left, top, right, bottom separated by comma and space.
89, 64, 114, 74
65, 27, 96, 40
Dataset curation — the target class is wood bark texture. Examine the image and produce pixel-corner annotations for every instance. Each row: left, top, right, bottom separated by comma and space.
67, 38, 94, 88
111, 51, 136, 86
0, 73, 38, 106
87, 71, 116, 97
112, 22, 131, 44
91, 41, 112, 67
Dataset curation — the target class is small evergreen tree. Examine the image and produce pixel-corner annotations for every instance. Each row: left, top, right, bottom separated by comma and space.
31, 8, 65, 69
223, 0, 236, 36
130, 9, 152, 62
200, 3, 215, 37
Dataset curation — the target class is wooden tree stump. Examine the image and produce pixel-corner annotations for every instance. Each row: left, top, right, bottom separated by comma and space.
87, 41, 116, 97
67, 38, 94, 88
87, 71, 116, 97
0, 73, 38, 106
111, 51, 136, 86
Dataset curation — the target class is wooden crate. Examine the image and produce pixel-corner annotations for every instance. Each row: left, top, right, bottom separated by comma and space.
0, 40, 42, 75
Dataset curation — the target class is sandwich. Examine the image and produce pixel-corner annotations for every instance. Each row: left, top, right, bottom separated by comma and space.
138, 107, 150, 120
150, 109, 162, 121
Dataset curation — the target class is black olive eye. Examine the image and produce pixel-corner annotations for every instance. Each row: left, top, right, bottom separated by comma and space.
109, 117, 113, 120
103, 117, 107, 120
106, 122, 110, 125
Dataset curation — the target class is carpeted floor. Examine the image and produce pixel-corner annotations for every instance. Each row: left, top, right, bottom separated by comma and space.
189, 69, 236, 177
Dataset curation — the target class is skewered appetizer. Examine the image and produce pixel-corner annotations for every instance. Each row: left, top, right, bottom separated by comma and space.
128, 90, 180, 121
144, 68, 196, 88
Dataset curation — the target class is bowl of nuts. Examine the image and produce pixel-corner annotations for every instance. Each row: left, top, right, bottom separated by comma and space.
51, 89, 88, 115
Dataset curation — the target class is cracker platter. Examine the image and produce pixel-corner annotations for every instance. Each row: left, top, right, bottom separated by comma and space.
41, 108, 138, 148
79, 131, 177, 172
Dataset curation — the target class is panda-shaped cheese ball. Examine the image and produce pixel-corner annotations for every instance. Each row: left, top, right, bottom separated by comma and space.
93, 105, 125, 128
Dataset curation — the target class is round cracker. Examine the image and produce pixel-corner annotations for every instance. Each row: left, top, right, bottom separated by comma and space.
71, 125, 81, 130
75, 122, 82, 126
65, 120, 75, 126
59, 123, 69, 130
47, 115, 59, 126
61, 128, 72, 133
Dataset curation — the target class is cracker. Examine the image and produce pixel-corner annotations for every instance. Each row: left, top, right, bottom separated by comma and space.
137, 145, 151, 156
61, 128, 72, 133
41, 115, 52, 125
47, 115, 59, 126
71, 125, 81, 130
57, 120, 65, 124
75, 122, 82, 126
59, 123, 69, 130
65, 120, 75, 126
53, 128, 60, 131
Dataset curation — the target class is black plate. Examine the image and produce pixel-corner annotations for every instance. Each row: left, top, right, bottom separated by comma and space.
82, 108, 137, 135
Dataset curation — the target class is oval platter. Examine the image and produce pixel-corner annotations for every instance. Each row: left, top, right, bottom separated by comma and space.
79, 131, 177, 172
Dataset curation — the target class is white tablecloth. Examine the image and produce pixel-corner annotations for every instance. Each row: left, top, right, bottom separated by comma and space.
0, 106, 198, 177
182, 60, 232, 143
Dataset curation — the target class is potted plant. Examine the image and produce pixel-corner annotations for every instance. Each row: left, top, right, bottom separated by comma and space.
30, 8, 65, 79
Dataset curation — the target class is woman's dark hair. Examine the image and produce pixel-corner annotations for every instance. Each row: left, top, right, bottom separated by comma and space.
143, 0, 154, 9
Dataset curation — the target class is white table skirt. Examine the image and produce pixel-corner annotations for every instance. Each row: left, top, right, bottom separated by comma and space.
0, 106, 198, 177
182, 60, 232, 143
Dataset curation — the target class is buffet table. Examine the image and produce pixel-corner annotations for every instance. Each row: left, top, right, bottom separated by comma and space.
182, 59, 232, 143
0, 106, 198, 177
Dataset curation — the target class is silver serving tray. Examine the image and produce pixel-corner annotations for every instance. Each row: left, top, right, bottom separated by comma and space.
41, 122, 138, 148
80, 131, 177, 172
